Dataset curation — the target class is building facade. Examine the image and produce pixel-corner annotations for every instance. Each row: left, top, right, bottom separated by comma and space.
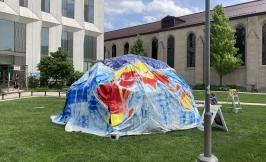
104, 0, 266, 92
0, 0, 104, 86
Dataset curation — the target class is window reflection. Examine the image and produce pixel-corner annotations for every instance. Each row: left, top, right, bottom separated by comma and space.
84, 0, 94, 23
61, 31, 73, 61
41, 27, 49, 57
62, 0, 75, 18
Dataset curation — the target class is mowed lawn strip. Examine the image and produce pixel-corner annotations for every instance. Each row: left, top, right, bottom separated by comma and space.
0, 97, 265, 162
193, 90, 266, 104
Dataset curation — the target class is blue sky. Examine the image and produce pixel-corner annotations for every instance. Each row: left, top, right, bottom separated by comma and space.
104, 0, 253, 32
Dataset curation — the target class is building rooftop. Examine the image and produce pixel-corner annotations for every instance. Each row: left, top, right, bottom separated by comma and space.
105, 0, 266, 41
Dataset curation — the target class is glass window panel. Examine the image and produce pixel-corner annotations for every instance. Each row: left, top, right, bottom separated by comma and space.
124, 42, 129, 55
0, 55, 14, 65
235, 25, 246, 65
112, 45, 116, 57
0, 20, 26, 54
152, 38, 158, 59
41, 0, 50, 13
0, 20, 14, 52
187, 33, 196, 67
14, 22, 26, 53
263, 24, 266, 65
20, 0, 28, 7
62, 0, 75, 18
41, 27, 49, 56
84, 35, 96, 61
167, 36, 175, 68
61, 31, 73, 61
84, 0, 94, 23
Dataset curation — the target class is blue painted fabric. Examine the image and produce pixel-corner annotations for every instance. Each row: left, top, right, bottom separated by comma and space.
51, 54, 201, 137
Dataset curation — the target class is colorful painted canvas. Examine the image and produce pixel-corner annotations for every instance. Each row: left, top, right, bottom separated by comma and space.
51, 54, 201, 137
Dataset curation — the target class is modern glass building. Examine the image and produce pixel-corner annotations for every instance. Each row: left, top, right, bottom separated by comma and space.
0, 0, 104, 87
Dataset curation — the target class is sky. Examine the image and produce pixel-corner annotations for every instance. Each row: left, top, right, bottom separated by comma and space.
104, 0, 254, 32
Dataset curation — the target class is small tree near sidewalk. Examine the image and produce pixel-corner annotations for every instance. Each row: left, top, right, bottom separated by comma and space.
211, 5, 242, 86
130, 36, 147, 56
37, 48, 74, 86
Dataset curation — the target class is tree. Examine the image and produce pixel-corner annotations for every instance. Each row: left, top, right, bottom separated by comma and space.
67, 71, 84, 86
130, 36, 147, 56
211, 5, 242, 86
37, 48, 74, 86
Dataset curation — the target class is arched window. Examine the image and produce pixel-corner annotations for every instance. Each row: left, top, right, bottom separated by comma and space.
235, 25, 246, 65
124, 42, 129, 55
263, 24, 266, 65
152, 38, 158, 59
112, 44, 116, 57
187, 33, 196, 67
167, 36, 175, 68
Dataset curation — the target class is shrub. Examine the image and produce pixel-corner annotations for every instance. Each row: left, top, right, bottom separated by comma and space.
67, 71, 84, 86
37, 48, 74, 86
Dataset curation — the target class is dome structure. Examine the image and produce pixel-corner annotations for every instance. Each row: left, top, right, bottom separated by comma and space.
51, 54, 201, 137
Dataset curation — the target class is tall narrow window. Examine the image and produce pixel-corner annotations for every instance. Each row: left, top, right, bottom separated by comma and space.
41, 0, 50, 13
152, 38, 158, 60
104, 46, 107, 59
61, 31, 73, 61
84, 35, 96, 72
263, 24, 266, 65
167, 36, 175, 68
187, 33, 196, 67
235, 25, 246, 65
14, 22, 26, 53
124, 42, 129, 55
14, 23, 26, 53
19, 0, 28, 7
112, 44, 116, 57
84, 0, 94, 23
62, 0, 75, 18
41, 27, 49, 57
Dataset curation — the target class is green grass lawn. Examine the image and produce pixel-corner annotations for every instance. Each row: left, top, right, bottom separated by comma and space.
0, 97, 266, 162
193, 90, 266, 104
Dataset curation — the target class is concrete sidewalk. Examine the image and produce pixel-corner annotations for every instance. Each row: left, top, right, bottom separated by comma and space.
1, 94, 266, 107
0, 91, 66, 102
196, 100, 266, 107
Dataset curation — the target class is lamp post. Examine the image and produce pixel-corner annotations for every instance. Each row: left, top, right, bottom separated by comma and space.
197, 0, 218, 162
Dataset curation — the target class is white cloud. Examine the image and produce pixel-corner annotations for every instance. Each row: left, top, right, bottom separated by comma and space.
143, 16, 157, 23
146, 0, 194, 17
215, 0, 253, 6
105, 0, 145, 14
105, 0, 196, 30
105, 0, 196, 17
104, 21, 114, 30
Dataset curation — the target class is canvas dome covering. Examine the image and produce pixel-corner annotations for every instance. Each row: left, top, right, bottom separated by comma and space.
51, 54, 201, 137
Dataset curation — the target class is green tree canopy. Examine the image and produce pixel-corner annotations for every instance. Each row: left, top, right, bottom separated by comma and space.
130, 36, 147, 56
211, 5, 242, 86
37, 48, 74, 85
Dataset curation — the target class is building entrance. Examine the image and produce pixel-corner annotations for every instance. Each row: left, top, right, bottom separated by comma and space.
0, 65, 28, 92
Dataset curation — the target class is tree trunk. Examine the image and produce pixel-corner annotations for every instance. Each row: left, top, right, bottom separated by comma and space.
219, 74, 223, 86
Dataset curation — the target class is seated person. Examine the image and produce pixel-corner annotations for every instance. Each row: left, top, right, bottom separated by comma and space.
210, 93, 218, 105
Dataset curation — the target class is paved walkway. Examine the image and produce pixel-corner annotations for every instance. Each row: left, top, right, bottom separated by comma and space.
1, 92, 266, 107
196, 100, 266, 107
194, 90, 266, 95
0, 91, 66, 102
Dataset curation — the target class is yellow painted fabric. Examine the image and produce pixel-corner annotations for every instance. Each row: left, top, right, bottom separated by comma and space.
181, 92, 193, 110
110, 113, 125, 126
